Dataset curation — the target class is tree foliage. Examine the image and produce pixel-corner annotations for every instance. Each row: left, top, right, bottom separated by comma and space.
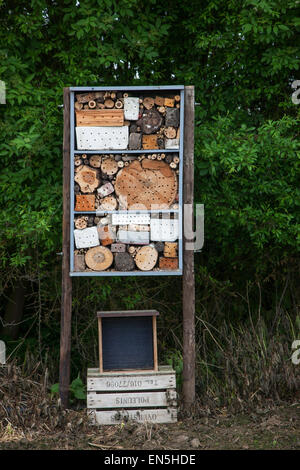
0, 0, 299, 389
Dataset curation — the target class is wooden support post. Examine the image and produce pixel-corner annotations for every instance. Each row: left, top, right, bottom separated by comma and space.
182, 85, 195, 409
59, 87, 72, 409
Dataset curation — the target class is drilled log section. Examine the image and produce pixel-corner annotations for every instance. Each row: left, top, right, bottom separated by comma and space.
141, 109, 162, 134
85, 246, 113, 271
97, 195, 117, 211
74, 216, 88, 229
76, 92, 97, 103
75, 109, 124, 127
89, 155, 102, 168
135, 245, 158, 271
74, 165, 99, 193
143, 97, 155, 110
114, 160, 177, 210
101, 157, 118, 176
164, 127, 177, 139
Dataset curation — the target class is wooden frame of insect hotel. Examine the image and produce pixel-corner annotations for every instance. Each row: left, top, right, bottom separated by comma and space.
69, 86, 184, 276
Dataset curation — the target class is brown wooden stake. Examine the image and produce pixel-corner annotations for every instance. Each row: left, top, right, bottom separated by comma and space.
59, 88, 72, 409
152, 315, 158, 371
182, 85, 195, 410
98, 317, 103, 373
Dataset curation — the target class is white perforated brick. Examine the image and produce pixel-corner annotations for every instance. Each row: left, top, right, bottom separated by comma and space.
165, 138, 179, 149
150, 219, 179, 242
111, 213, 151, 225
124, 97, 139, 120
117, 230, 150, 244
74, 227, 100, 249
76, 126, 129, 150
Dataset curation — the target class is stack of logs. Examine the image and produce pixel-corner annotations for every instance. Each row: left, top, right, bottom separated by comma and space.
74, 213, 179, 273
74, 153, 180, 212
75, 91, 181, 150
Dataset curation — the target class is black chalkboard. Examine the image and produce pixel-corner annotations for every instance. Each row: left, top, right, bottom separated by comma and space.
101, 316, 154, 371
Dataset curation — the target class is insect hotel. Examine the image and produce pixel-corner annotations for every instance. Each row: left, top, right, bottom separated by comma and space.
60, 85, 195, 424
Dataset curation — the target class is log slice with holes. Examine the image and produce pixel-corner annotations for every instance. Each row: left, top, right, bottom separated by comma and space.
114, 160, 177, 210
135, 245, 158, 271
85, 246, 113, 271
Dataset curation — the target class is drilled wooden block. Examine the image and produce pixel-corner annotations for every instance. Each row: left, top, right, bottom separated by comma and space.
129, 132, 142, 150
142, 134, 158, 149
164, 242, 178, 258
164, 97, 175, 107
76, 126, 129, 150
74, 226, 100, 249
75, 109, 124, 127
75, 194, 95, 211
159, 257, 178, 270
165, 138, 179, 149
150, 219, 179, 242
110, 243, 126, 253
76, 92, 97, 103
124, 97, 139, 120
97, 182, 114, 197
154, 96, 165, 106
165, 108, 179, 127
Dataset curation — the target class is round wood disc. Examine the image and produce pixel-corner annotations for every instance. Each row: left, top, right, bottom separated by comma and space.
85, 246, 113, 271
114, 160, 177, 210
101, 157, 118, 175
98, 195, 117, 211
74, 165, 99, 193
141, 108, 162, 134
135, 245, 158, 271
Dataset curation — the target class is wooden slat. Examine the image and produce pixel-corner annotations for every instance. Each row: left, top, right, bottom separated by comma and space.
87, 372, 175, 391
97, 310, 159, 318
88, 408, 177, 425
75, 109, 124, 126
88, 365, 173, 376
87, 390, 176, 409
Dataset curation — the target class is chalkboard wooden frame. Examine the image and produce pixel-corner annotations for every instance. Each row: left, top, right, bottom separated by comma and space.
97, 310, 159, 372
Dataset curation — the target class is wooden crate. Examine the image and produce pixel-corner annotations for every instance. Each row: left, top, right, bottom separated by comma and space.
87, 366, 177, 425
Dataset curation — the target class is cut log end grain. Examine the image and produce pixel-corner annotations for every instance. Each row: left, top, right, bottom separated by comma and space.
101, 157, 118, 176
115, 100, 123, 109
141, 108, 162, 134
75, 102, 83, 111
114, 252, 135, 271
135, 245, 158, 271
88, 100, 96, 109
164, 127, 177, 139
74, 165, 100, 193
114, 160, 177, 210
85, 246, 113, 271
97, 195, 117, 211
104, 98, 115, 108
